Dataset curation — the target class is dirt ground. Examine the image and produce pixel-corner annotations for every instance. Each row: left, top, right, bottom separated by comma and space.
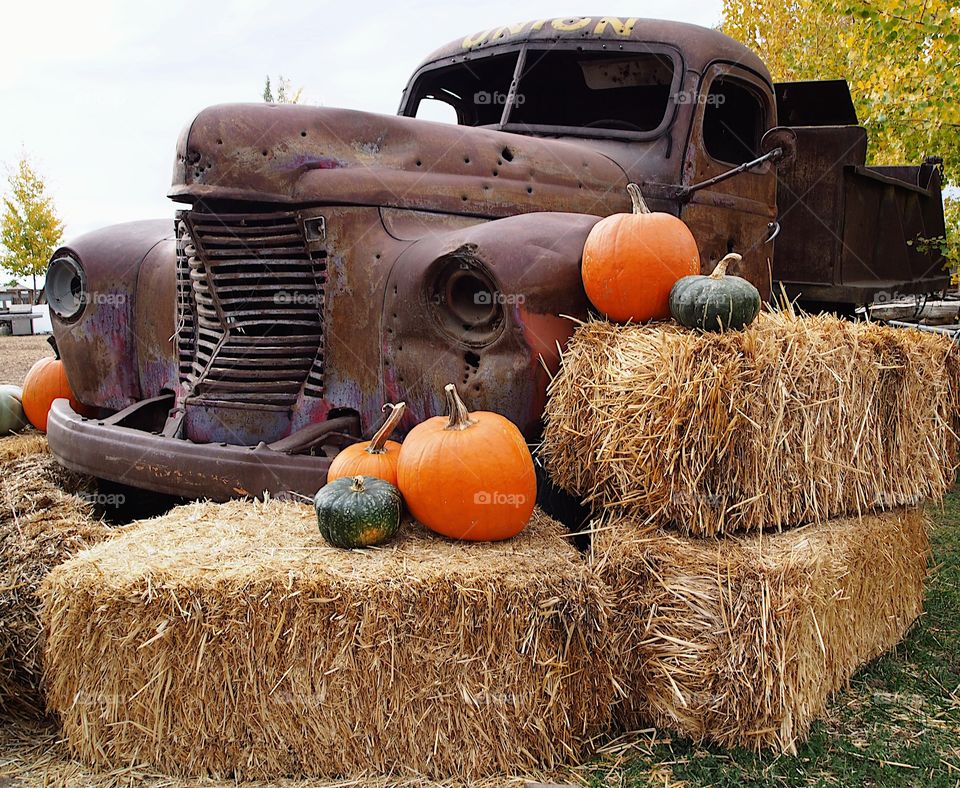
0, 335, 54, 386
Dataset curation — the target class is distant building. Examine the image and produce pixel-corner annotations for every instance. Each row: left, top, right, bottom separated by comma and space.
0, 286, 45, 335
0, 287, 38, 306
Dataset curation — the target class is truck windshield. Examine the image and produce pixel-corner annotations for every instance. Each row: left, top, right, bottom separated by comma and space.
408, 52, 519, 126
405, 47, 676, 137
509, 50, 675, 134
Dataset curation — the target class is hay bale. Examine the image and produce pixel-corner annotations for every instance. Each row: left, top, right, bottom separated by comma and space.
542, 312, 960, 535
0, 431, 49, 464
591, 506, 929, 752
0, 442, 109, 717
41, 501, 615, 781
0, 716, 537, 788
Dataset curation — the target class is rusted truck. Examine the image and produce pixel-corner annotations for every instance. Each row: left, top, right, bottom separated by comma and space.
45, 18, 950, 501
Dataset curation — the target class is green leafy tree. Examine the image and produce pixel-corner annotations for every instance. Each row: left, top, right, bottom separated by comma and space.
722, 0, 959, 277
0, 158, 64, 303
262, 75, 303, 104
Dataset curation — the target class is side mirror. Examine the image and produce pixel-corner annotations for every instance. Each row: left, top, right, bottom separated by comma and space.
679, 127, 798, 202
760, 127, 798, 169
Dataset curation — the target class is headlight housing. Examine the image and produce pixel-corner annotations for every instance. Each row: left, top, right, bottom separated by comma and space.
46, 255, 87, 320
427, 253, 504, 345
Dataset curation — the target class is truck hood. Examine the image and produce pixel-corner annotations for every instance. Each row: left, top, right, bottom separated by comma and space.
170, 104, 630, 218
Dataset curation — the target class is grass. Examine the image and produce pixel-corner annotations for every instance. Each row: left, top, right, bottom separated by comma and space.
583, 492, 960, 787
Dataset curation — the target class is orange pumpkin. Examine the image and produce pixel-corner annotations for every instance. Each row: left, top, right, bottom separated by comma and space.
396, 384, 536, 542
581, 182, 700, 322
327, 402, 406, 486
21, 354, 87, 433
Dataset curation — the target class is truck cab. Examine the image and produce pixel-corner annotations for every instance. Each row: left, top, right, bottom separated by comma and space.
400, 18, 779, 293
44, 18, 948, 501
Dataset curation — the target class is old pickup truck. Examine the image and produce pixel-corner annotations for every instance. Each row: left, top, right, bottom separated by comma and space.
44, 17, 949, 500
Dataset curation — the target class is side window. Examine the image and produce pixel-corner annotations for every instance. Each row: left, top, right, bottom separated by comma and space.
703, 78, 766, 164
415, 98, 460, 125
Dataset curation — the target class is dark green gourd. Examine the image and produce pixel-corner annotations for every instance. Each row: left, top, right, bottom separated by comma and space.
314, 475, 402, 548
669, 253, 761, 331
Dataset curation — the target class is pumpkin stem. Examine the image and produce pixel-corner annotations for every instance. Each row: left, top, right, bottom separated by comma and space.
444, 384, 476, 431
710, 253, 742, 279
350, 475, 366, 493
367, 401, 405, 453
626, 182, 651, 215
46, 335, 61, 360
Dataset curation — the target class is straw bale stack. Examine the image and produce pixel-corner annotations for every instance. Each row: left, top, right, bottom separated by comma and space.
542, 312, 959, 535
0, 436, 108, 716
41, 500, 615, 780
591, 505, 929, 752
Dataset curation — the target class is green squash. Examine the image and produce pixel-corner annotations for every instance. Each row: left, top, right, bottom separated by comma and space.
669, 253, 761, 332
314, 475, 402, 548
0, 385, 28, 435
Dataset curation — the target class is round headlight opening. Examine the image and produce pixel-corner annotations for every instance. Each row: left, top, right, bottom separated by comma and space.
47, 256, 86, 320
427, 255, 505, 346
446, 269, 498, 327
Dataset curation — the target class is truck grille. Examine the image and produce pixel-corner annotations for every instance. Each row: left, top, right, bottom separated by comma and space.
174, 209, 327, 410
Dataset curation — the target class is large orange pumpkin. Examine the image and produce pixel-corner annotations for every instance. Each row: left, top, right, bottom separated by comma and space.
327, 402, 406, 486
581, 183, 700, 322
396, 384, 536, 541
21, 354, 87, 433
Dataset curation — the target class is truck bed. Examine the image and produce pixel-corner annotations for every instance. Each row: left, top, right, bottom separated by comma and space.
770, 89, 949, 308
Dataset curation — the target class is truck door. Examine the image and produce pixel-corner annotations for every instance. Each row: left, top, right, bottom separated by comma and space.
681, 64, 777, 298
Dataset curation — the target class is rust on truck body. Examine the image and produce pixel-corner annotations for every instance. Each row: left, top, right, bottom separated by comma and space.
46, 18, 949, 501
170, 105, 630, 217
52, 220, 176, 409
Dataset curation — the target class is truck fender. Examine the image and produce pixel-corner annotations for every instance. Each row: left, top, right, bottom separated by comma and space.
382, 211, 601, 438
48, 220, 177, 411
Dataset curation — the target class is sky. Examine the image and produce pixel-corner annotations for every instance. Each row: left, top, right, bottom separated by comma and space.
0, 0, 723, 244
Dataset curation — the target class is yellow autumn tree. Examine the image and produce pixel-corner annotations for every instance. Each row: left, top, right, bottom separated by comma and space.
722, 0, 959, 279
0, 158, 64, 303
942, 197, 960, 284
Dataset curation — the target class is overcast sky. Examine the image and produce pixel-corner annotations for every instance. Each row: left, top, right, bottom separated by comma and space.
0, 0, 722, 244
